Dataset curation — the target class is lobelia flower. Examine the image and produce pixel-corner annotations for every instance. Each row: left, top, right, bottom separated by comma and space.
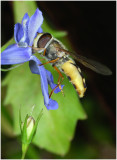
1, 8, 64, 110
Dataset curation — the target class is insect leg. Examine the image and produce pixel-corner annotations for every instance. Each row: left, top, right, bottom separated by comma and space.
53, 65, 64, 82
49, 83, 60, 98
39, 58, 46, 61
38, 58, 60, 66
53, 66, 64, 96
49, 65, 64, 97
43, 48, 46, 56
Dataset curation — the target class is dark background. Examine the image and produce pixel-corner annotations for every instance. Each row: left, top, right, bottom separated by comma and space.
1, 1, 116, 159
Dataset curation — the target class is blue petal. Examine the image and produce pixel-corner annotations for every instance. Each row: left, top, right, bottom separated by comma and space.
37, 27, 43, 33
28, 8, 43, 46
46, 70, 64, 93
29, 56, 59, 110
1, 44, 32, 65
21, 13, 30, 45
29, 56, 49, 104
14, 23, 24, 43
46, 99, 58, 110
21, 13, 30, 25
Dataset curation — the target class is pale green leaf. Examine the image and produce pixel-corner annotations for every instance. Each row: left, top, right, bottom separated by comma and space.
1, 1, 87, 156
2, 61, 86, 155
1, 38, 15, 52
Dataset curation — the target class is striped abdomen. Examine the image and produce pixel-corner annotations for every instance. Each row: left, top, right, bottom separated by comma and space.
60, 60, 87, 98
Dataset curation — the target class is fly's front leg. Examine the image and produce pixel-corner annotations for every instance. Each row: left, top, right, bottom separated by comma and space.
43, 48, 46, 56
38, 58, 60, 66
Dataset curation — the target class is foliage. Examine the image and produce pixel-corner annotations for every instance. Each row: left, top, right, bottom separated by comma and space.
1, 1, 86, 156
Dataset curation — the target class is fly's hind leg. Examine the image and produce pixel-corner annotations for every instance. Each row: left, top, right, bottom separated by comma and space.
49, 65, 64, 98
54, 66, 64, 94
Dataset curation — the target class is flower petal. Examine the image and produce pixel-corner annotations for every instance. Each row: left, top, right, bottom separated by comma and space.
29, 56, 49, 104
21, 13, 30, 45
21, 13, 30, 25
28, 8, 43, 46
46, 70, 64, 93
14, 23, 24, 43
29, 56, 59, 110
46, 99, 58, 110
1, 44, 32, 65
37, 27, 43, 33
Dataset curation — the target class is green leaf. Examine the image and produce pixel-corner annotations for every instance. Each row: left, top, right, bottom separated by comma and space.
1, 38, 15, 52
42, 20, 68, 38
1, 1, 87, 156
2, 61, 86, 155
13, 1, 37, 23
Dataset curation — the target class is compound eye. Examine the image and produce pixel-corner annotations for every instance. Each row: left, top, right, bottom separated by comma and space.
37, 33, 52, 48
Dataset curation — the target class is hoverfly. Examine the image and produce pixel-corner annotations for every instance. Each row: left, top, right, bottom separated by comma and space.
31, 32, 112, 98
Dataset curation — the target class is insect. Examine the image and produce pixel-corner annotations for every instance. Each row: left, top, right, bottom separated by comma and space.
31, 32, 112, 98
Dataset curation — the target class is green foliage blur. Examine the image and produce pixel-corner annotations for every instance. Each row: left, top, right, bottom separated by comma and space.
1, 1, 116, 159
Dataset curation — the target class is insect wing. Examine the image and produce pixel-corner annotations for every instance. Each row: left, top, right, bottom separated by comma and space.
75, 54, 112, 75
56, 47, 112, 75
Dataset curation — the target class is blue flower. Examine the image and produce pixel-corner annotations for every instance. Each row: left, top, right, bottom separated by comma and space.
1, 8, 63, 110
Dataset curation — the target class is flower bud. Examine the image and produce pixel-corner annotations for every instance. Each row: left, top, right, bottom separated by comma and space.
26, 116, 35, 140
21, 115, 35, 144
19, 108, 43, 145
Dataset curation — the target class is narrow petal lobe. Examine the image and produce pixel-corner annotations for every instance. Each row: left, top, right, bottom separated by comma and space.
21, 13, 30, 45
28, 8, 43, 46
29, 56, 59, 110
14, 23, 24, 43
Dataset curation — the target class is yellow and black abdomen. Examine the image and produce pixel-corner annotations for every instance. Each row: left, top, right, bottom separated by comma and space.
61, 60, 87, 98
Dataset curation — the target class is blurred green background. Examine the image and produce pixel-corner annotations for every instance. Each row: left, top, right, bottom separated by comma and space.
1, 1, 116, 159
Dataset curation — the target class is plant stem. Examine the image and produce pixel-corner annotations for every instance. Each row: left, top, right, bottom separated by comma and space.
21, 143, 29, 159
21, 151, 26, 159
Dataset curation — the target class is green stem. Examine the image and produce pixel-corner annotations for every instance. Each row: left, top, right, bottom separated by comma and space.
21, 151, 26, 159
21, 143, 29, 159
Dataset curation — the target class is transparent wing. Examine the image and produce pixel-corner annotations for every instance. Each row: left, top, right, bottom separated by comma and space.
56, 47, 112, 75
75, 54, 112, 75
